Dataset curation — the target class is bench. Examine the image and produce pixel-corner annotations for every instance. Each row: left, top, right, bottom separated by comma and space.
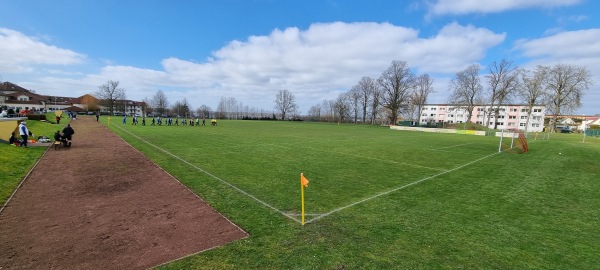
54, 141, 62, 150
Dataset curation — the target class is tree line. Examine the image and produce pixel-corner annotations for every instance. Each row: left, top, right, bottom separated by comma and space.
94, 60, 592, 130
304, 60, 591, 131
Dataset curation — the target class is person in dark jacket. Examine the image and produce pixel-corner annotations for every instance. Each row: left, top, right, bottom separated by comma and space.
62, 124, 75, 140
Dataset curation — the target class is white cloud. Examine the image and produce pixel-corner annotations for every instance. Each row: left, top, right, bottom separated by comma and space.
0, 28, 86, 73
153, 22, 504, 110
515, 28, 600, 114
427, 0, 581, 16
9, 22, 505, 112
515, 28, 600, 63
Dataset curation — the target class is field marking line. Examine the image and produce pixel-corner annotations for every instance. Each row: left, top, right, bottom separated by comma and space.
432, 142, 477, 150
288, 144, 446, 172
112, 125, 302, 224
305, 151, 502, 224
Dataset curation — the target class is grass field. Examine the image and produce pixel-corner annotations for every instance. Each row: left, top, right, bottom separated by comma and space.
102, 118, 600, 269
2, 116, 599, 269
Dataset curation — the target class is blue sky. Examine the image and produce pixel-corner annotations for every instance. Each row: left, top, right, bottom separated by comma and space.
1, 0, 599, 115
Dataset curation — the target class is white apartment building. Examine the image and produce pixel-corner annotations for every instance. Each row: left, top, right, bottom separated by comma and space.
420, 104, 546, 132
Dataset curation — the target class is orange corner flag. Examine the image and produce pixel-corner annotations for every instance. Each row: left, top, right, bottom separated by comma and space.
301, 173, 309, 188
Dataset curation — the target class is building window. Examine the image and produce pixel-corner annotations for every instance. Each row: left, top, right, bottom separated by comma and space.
521, 109, 529, 112
521, 116, 527, 119
520, 123, 526, 127
510, 108, 518, 112
534, 108, 542, 112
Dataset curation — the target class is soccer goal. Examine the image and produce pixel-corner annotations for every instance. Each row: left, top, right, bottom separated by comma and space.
498, 130, 529, 154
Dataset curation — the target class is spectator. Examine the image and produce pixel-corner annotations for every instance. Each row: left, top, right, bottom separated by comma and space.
18, 121, 31, 148
62, 124, 75, 141
54, 130, 67, 145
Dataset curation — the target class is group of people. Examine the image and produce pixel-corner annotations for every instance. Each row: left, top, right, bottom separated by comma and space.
120, 115, 217, 127
54, 124, 75, 147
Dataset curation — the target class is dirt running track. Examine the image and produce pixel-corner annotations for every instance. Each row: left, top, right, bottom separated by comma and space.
0, 117, 248, 269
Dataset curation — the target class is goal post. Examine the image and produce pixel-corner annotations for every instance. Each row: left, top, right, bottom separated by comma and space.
498, 130, 529, 154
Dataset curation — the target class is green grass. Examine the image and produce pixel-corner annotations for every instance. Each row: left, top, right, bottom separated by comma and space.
2, 117, 599, 269
0, 117, 69, 206
101, 119, 600, 269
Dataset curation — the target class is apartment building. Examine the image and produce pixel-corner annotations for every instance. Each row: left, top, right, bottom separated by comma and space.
420, 104, 546, 132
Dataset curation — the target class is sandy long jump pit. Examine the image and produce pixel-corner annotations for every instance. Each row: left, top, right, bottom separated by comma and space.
0, 117, 248, 269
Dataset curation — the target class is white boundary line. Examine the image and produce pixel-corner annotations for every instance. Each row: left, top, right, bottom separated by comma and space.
432, 142, 477, 150
112, 125, 302, 224
305, 151, 502, 224
112, 124, 503, 225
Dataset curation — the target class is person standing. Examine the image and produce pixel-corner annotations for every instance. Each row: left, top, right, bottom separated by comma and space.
62, 124, 75, 141
96, 112, 100, 121
142, 116, 146, 126
122, 115, 127, 125
18, 121, 30, 148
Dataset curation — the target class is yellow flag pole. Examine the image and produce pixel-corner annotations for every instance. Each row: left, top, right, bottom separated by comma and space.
108, 116, 111, 127
301, 173, 305, 225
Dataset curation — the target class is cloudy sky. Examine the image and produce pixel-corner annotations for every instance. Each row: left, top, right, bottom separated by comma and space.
1, 0, 599, 115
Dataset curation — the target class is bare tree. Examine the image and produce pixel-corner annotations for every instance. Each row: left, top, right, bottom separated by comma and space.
334, 92, 350, 124
448, 64, 483, 123
411, 73, 435, 124
151, 90, 169, 116
378, 60, 415, 125
348, 86, 362, 123
196, 105, 211, 118
308, 104, 322, 121
369, 83, 382, 125
485, 59, 518, 128
171, 98, 191, 117
274, 89, 298, 120
546, 64, 592, 131
356, 76, 376, 123
518, 66, 549, 132
95, 80, 126, 115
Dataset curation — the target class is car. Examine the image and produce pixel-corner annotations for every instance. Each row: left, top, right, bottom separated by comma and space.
560, 128, 572, 133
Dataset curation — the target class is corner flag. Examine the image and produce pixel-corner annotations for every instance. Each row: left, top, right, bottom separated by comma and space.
301, 173, 309, 188
300, 173, 309, 225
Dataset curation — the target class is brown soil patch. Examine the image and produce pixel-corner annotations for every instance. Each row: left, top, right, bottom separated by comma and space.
0, 117, 248, 269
